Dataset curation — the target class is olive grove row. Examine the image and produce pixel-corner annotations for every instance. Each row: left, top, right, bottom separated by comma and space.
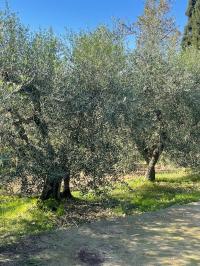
0, 0, 199, 200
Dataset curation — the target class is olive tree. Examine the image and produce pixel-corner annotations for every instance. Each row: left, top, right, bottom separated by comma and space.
0, 9, 126, 199
121, 0, 184, 181
54, 26, 127, 195
0, 9, 70, 199
121, 0, 200, 180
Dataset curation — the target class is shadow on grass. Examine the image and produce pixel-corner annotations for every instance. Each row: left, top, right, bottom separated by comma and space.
1, 171, 200, 264
1, 201, 200, 266
40, 171, 200, 223
101, 172, 200, 215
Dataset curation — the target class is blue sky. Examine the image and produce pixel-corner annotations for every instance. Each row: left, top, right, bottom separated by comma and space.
0, 0, 188, 34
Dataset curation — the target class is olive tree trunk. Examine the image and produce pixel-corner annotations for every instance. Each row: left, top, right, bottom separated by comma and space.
40, 176, 62, 200
145, 145, 164, 181
61, 170, 73, 199
41, 168, 73, 201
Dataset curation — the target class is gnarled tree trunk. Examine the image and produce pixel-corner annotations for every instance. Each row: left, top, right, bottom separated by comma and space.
145, 110, 166, 181
145, 144, 164, 182
62, 170, 73, 199
145, 155, 157, 182
40, 176, 62, 200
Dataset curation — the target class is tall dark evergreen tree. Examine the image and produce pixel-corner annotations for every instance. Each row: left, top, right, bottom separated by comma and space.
182, 0, 200, 48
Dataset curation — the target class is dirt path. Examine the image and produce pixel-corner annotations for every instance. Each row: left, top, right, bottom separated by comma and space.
1, 201, 200, 266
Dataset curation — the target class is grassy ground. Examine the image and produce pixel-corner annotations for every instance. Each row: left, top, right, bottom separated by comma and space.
110, 170, 200, 214
0, 196, 57, 245
1, 170, 200, 245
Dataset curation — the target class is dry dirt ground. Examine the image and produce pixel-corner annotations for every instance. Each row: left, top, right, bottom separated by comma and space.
1, 201, 200, 266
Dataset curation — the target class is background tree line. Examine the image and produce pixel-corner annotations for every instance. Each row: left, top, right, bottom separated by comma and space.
0, 0, 199, 201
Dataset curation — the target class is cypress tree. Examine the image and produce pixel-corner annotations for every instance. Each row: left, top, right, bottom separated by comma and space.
182, 0, 200, 48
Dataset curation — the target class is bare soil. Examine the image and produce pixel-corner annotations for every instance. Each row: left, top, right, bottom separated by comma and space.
1, 201, 200, 266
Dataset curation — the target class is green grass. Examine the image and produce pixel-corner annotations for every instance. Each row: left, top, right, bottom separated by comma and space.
0, 195, 56, 245
109, 170, 200, 215
1, 170, 200, 245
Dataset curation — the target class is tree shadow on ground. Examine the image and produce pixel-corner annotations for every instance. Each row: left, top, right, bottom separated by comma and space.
1, 202, 200, 266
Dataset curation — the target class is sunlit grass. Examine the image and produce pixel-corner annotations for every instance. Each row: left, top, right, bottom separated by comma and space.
1, 170, 200, 245
0, 195, 56, 245
71, 170, 200, 215
109, 170, 200, 215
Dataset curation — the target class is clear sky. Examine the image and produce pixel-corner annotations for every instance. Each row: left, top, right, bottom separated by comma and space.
0, 0, 188, 34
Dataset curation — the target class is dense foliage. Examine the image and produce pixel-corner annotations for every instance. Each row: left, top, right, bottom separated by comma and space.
120, 0, 200, 180
182, 0, 200, 48
0, 0, 200, 200
0, 10, 127, 199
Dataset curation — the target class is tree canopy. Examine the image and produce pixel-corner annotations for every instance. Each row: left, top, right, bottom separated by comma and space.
1, 1, 200, 200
